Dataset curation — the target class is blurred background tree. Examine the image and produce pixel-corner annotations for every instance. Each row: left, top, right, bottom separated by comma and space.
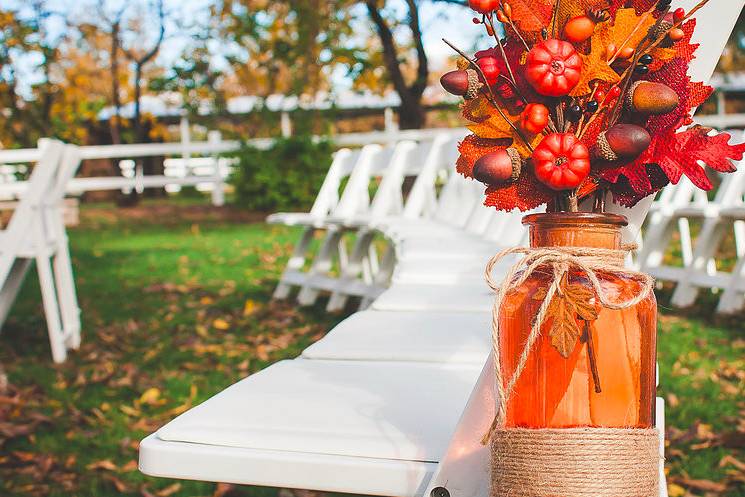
1, 1, 744, 148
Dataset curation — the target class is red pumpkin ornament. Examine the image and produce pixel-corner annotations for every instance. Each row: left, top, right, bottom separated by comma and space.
520, 103, 549, 134
532, 133, 590, 190
476, 55, 501, 86
525, 39, 582, 97
468, 0, 498, 14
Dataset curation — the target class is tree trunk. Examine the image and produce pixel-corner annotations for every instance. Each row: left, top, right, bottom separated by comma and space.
398, 97, 426, 129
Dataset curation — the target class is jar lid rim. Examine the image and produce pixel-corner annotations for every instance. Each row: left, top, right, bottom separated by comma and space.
522, 212, 629, 227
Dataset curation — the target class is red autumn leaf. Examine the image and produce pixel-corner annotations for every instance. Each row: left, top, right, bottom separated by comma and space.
603, 128, 745, 205
606, 163, 670, 207
654, 128, 745, 188
484, 169, 554, 212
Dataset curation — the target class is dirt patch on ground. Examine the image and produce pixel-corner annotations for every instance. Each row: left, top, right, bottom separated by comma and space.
78, 201, 271, 228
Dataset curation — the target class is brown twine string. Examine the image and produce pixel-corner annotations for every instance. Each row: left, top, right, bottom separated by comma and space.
482, 244, 655, 442
491, 427, 660, 497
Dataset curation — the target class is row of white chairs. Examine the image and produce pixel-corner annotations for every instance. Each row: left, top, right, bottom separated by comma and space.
269, 128, 745, 315
267, 130, 537, 312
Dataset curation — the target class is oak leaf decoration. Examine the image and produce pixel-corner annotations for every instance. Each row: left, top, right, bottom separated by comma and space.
534, 276, 599, 358
463, 96, 541, 158
571, 21, 619, 96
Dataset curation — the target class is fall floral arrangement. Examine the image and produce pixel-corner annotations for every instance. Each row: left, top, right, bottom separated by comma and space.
440, 0, 745, 213
439, 2, 744, 494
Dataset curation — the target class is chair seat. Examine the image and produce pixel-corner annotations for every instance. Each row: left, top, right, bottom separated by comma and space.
392, 253, 518, 285
140, 359, 482, 497
395, 237, 498, 261
302, 310, 491, 363
720, 206, 745, 220
372, 284, 494, 313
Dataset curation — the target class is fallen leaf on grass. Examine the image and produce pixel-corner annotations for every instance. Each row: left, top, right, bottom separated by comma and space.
213, 483, 236, 497
243, 299, 259, 316
139, 388, 162, 406
673, 477, 727, 493
667, 483, 686, 497
156, 482, 182, 496
86, 459, 118, 471
213, 318, 230, 331
104, 474, 132, 493
120, 459, 139, 472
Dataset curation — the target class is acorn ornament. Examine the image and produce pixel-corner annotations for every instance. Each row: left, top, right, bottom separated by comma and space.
440, 69, 483, 99
626, 81, 680, 115
594, 124, 651, 162
473, 148, 523, 186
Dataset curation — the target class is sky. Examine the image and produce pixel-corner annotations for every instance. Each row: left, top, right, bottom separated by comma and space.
6, 0, 486, 96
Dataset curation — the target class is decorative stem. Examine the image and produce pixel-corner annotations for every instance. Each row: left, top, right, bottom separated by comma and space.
584, 320, 602, 394
568, 192, 579, 212
486, 14, 518, 85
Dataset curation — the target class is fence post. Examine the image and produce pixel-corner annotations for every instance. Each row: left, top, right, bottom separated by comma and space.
280, 112, 292, 138
208, 130, 225, 207
180, 117, 191, 193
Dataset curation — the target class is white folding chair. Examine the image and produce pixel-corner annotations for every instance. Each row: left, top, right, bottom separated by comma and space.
0, 141, 82, 363
294, 143, 397, 305
270, 148, 362, 299
669, 162, 745, 307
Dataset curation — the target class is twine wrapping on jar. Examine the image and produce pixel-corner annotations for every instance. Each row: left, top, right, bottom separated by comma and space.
482, 244, 660, 497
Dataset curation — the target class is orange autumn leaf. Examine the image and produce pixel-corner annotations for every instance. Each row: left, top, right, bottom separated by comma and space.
608, 8, 656, 55
464, 96, 540, 158
572, 8, 655, 96
572, 25, 619, 96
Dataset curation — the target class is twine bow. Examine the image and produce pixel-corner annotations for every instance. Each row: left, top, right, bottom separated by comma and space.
482, 244, 654, 443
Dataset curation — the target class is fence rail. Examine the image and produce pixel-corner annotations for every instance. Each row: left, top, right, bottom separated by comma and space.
0, 126, 467, 206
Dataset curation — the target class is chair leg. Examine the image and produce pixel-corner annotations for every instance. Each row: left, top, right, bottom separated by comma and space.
53, 241, 82, 349
0, 259, 32, 331
35, 255, 67, 363
671, 220, 728, 308
273, 228, 315, 300
297, 228, 342, 306
327, 230, 375, 312
717, 255, 745, 314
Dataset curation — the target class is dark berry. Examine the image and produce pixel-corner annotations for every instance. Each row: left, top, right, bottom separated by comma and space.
634, 64, 650, 75
639, 54, 653, 65
586, 100, 599, 113
656, 0, 671, 8
567, 104, 583, 121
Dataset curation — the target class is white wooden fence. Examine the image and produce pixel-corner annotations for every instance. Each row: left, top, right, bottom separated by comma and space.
0, 125, 465, 206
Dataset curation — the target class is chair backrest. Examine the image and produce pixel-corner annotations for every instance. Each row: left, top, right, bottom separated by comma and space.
401, 134, 457, 220
330, 144, 390, 219
307, 148, 359, 218
0, 140, 65, 279
368, 140, 430, 221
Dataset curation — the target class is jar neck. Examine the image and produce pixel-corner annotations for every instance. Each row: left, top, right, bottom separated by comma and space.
522, 213, 628, 250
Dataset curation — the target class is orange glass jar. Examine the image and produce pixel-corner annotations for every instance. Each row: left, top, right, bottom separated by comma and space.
499, 213, 657, 428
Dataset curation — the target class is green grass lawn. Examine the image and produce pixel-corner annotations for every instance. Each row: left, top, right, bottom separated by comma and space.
0, 200, 743, 497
